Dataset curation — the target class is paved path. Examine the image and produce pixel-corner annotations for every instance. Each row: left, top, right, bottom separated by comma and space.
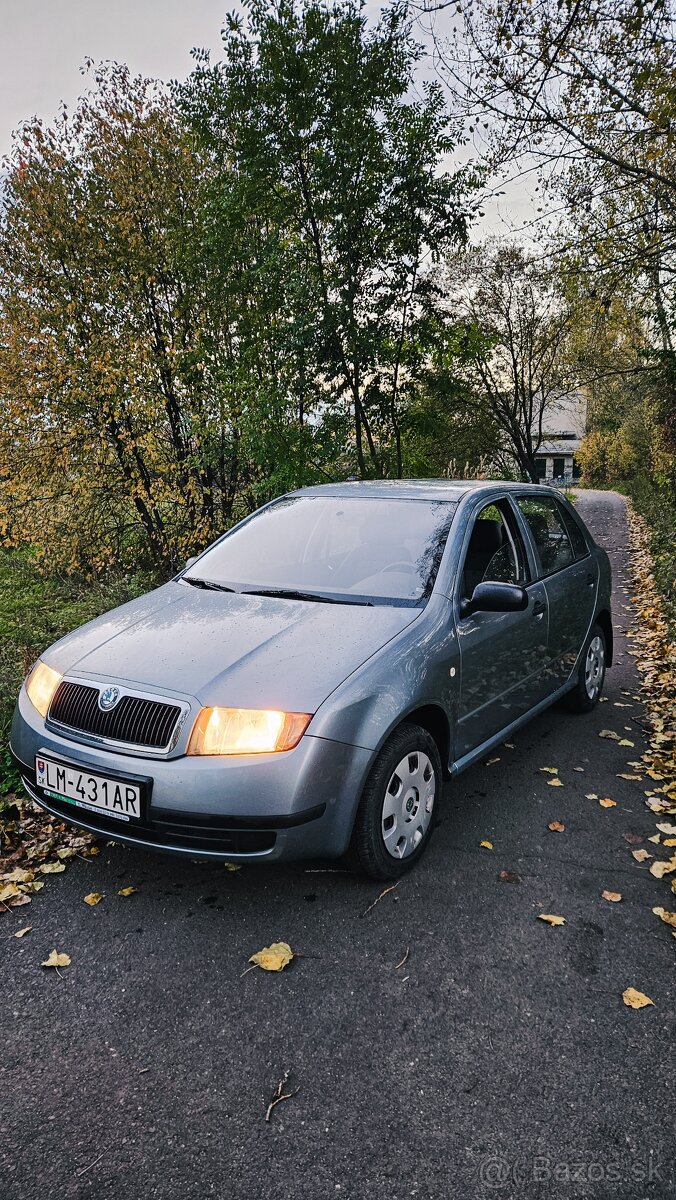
2, 490, 674, 1199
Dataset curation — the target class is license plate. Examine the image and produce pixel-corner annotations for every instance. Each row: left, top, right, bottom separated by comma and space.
35, 755, 142, 822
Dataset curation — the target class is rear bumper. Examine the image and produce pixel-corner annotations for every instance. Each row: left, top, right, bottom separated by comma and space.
11, 689, 373, 862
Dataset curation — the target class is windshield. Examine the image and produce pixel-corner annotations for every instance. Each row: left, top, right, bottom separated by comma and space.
183, 495, 457, 605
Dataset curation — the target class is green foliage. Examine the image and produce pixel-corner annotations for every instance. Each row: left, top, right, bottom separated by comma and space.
0, 551, 148, 794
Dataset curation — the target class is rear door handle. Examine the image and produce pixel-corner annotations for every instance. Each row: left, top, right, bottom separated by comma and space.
532, 599, 546, 618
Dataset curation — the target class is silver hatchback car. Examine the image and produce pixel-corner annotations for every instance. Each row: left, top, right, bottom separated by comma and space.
12, 480, 611, 878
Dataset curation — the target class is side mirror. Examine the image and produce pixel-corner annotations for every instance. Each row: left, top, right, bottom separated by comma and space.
459, 581, 529, 618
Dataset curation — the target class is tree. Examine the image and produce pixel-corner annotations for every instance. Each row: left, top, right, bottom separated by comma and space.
441, 243, 576, 480
180, 0, 483, 478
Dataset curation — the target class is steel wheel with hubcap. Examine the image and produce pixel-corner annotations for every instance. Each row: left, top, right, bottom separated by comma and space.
348, 723, 442, 879
564, 622, 607, 712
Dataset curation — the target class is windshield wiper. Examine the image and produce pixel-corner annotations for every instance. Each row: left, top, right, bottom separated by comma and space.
241, 587, 373, 606
183, 577, 236, 592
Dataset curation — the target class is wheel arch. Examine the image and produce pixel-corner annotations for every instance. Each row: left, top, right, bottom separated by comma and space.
595, 609, 613, 667
399, 703, 452, 779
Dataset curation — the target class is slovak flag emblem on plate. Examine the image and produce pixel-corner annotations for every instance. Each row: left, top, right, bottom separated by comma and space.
37, 760, 44, 772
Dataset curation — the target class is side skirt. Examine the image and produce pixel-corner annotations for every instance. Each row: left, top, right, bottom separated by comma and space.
449, 677, 577, 778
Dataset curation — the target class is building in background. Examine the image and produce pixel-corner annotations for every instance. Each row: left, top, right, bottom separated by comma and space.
534, 390, 587, 482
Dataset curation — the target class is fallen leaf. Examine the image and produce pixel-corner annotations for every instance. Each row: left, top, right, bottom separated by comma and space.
548, 821, 565, 832
9, 894, 31, 908
622, 987, 654, 1009
84, 892, 103, 906
0, 883, 22, 904
498, 870, 521, 884
573, 766, 585, 773
547, 777, 564, 788
585, 793, 599, 800
480, 840, 493, 849
538, 914, 565, 926
14, 926, 32, 938
599, 730, 621, 741
41, 950, 71, 969
647, 834, 661, 844
650, 855, 676, 879
617, 774, 642, 781
56, 847, 76, 860
623, 832, 643, 845
503, 742, 515, 749
224, 864, 241, 872
632, 849, 652, 862
40, 862, 65, 875
2, 867, 34, 883
656, 822, 676, 836
599, 798, 617, 808
619, 739, 635, 747
664, 838, 676, 847
601, 890, 622, 902
22, 881, 44, 894
117, 886, 137, 897
652, 907, 676, 928
486, 757, 500, 765
248, 942, 294, 972
539, 767, 559, 774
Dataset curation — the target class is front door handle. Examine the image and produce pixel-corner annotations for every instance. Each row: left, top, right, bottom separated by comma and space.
586, 573, 596, 588
532, 599, 546, 618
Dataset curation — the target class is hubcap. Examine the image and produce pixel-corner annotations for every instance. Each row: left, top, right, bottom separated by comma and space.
584, 635, 605, 700
381, 751, 436, 860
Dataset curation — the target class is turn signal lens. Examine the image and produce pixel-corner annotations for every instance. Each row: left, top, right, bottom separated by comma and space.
25, 660, 63, 719
187, 708, 312, 755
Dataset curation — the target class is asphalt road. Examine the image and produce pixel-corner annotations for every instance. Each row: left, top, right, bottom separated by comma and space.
2, 490, 675, 1200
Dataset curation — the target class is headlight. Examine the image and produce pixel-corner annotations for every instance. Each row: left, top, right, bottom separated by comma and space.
187, 707, 312, 755
25, 660, 63, 718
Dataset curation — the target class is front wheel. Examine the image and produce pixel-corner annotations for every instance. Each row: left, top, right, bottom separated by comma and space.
564, 623, 606, 713
347, 723, 442, 880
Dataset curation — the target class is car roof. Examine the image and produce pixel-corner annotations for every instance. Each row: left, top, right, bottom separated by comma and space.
289, 479, 562, 502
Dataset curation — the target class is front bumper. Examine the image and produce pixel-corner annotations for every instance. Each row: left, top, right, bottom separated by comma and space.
11, 688, 373, 862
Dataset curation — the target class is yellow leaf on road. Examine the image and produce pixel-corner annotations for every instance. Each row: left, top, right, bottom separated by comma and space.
649, 855, 676, 879
599, 730, 621, 740
224, 864, 241, 872
652, 907, 676, 928
617, 774, 642, 781
2, 867, 34, 883
14, 926, 32, 938
540, 767, 559, 774
656, 822, 676, 835
40, 862, 65, 874
601, 890, 622, 902
84, 893, 103, 906
486, 757, 500, 765
56, 847, 76, 860
0, 883, 22, 904
619, 739, 634, 747
538, 914, 565, 926
547, 777, 564, 787
480, 840, 493, 849
548, 821, 565, 832
249, 942, 294, 972
599, 798, 617, 808
632, 849, 652, 862
585, 793, 598, 800
41, 950, 71, 969
118, 886, 137, 896
622, 987, 654, 1009
664, 838, 676, 847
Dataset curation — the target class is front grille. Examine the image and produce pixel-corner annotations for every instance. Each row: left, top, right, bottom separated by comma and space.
48, 681, 182, 750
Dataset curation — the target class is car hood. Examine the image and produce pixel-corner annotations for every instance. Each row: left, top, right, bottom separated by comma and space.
45, 581, 421, 712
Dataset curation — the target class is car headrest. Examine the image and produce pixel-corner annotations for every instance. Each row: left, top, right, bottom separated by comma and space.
468, 519, 503, 555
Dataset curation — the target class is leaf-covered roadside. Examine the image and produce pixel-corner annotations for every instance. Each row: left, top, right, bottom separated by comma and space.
0, 798, 100, 912
625, 499, 676, 922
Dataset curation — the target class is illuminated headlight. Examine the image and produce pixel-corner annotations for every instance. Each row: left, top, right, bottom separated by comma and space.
25, 660, 63, 719
187, 707, 312, 755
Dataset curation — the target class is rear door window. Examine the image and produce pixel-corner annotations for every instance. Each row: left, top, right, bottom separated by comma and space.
556, 502, 589, 560
516, 496, 574, 576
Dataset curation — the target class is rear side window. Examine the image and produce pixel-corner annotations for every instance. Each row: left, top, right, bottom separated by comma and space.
556, 502, 589, 560
516, 496, 574, 575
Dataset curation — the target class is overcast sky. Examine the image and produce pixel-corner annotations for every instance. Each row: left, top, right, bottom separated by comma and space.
0, 0, 534, 236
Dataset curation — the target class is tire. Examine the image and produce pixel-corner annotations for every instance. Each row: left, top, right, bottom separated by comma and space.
347, 723, 442, 880
563, 622, 607, 713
